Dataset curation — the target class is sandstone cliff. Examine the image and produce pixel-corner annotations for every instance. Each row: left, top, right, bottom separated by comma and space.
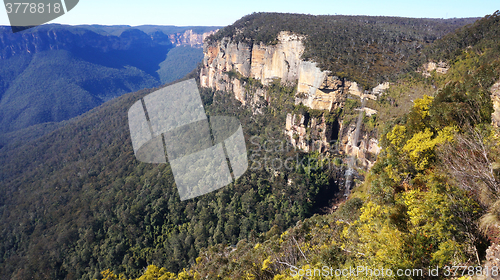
284, 113, 335, 154
419, 61, 450, 77
200, 31, 382, 167
283, 110, 381, 169
200, 32, 305, 106
200, 31, 377, 109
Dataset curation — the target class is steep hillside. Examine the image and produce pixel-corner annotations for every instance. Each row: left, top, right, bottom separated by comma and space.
0, 49, 156, 132
4, 11, 500, 280
423, 11, 500, 62
157, 46, 204, 84
0, 68, 342, 279
97, 11, 500, 280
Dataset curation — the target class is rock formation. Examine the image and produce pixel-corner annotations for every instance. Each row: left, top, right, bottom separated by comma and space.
200, 31, 381, 167
420, 61, 450, 77
491, 79, 500, 127
284, 113, 335, 154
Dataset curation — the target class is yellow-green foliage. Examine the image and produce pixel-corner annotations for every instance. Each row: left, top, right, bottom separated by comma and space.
366, 76, 435, 132
100, 269, 127, 280
384, 96, 456, 171
98, 175, 481, 279
98, 265, 199, 280
412, 95, 433, 120
386, 125, 407, 147
351, 201, 409, 269
402, 126, 456, 170
399, 176, 469, 266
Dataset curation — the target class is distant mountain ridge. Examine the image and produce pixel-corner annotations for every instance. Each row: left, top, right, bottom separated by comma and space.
0, 24, 218, 140
0, 24, 218, 59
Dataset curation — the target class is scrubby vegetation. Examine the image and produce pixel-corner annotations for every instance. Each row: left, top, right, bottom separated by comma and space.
95, 11, 500, 280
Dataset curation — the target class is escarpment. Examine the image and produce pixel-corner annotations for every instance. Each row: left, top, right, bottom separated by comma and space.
200, 32, 305, 106
200, 31, 383, 167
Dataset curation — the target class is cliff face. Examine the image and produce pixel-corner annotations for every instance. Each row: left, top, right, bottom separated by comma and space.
200, 31, 378, 108
340, 121, 381, 168
200, 32, 305, 105
284, 110, 380, 168
200, 31, 381, 166
285, 113, 334, 153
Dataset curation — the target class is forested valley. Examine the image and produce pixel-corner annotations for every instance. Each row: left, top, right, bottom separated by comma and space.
1, 11, 500, 280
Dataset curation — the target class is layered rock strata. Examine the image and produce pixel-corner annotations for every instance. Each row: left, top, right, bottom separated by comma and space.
200, 31, 381, 165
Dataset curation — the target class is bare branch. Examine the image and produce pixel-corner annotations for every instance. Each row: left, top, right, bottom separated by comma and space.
275, 261, 298, 270
292, 236, 309, 263
437, 126, 500, 206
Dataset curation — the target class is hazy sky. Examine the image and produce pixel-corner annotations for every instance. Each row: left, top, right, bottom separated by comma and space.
0, 0, 498, 27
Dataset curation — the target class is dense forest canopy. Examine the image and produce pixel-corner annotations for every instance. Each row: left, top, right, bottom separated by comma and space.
424, 10, 500, 61
97, 11, 500, 279
0, 71, 343, 279
3, 10, 500, 280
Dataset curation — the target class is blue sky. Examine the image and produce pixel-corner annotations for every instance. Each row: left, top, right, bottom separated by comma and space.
1, 0, 498, 27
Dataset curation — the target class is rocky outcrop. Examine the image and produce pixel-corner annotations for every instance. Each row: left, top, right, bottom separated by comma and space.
200, 32, 307, 105
340, 122, 381, 169
200, 31, 380, 109
285, 113, 336, 153
200, 31, 381, 164
485, 243, 500, 279
372, 82, 390, 96
295, 73, 378, 110
295, 63, 342, 110
420, 61, 450, 77
284, 109, 380, 169
356, 107, 378, 117
491, 79, 500, 127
